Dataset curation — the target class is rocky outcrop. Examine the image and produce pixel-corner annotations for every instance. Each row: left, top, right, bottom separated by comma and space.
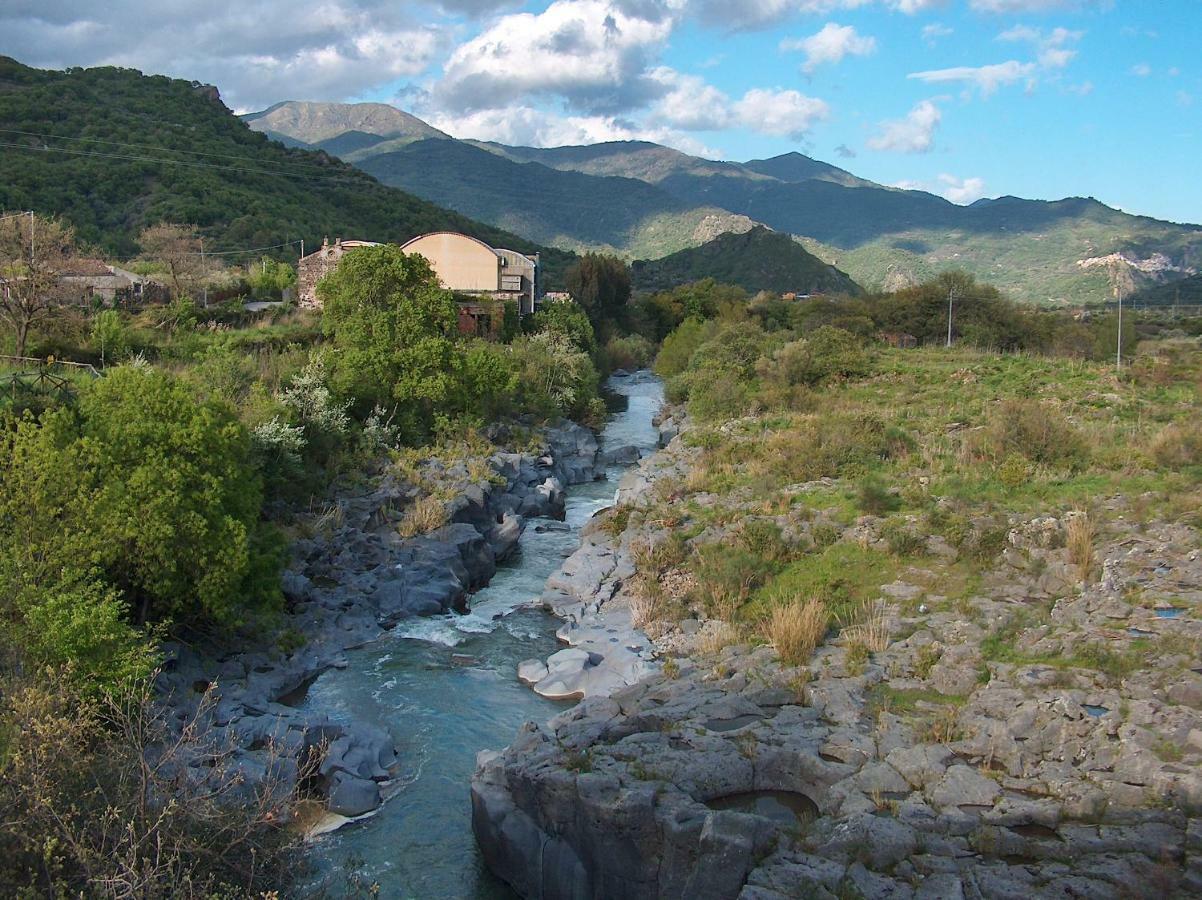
474, 639, 1202, 899
475, 408, 1202, 898
155, 420, 602, 822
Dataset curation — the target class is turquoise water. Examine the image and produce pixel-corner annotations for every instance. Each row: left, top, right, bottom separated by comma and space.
298, 374, 663, 898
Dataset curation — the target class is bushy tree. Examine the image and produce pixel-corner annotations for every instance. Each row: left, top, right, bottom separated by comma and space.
511, 331, 602, 421
91, 309, 130, 366
138, 223, 211, 302
318, 245, 460, 435
529, 298, 597, 354
564, 253, 631, 335
0, 365, 282, 628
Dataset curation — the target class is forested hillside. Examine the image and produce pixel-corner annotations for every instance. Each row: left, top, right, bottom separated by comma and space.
357, 138, 747, 258
631, 227, 861, 296
0, 58, 572, 282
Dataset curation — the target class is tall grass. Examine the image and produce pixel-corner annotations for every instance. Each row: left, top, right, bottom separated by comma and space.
1066, 511, 1095, 583
397, 495, 448, 538
761, 598, 830, 666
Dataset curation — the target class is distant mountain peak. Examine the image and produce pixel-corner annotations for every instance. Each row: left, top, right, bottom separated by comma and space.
241, 100, 448, 145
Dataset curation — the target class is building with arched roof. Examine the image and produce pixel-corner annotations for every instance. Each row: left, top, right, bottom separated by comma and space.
297, 232, 540, 335
400, 232, 539, 319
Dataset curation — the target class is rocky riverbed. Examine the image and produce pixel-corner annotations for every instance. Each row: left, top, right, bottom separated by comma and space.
473, 408, 1202, 898
153, 417, 604, 821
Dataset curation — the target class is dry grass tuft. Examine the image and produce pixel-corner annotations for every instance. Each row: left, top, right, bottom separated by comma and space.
761, 598, 830, 666
697, 621, 742, 655
842, 602, 891, 653
1066, 511, 1095, 584
629, 586, 664, 628
397, 495, 448, 538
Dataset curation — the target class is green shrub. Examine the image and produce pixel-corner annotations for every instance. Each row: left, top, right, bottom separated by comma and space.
1148, 421, 1202, 468
757, 326, 873, 388
655, 318, 717, 379
602, 334, 655, 371
881, 518, 927, 557
858, 477, 900, 516
692, 543, 775, 619
0, 365, 282, 628
987, 399, 1087, 469
739, 518, 790, 562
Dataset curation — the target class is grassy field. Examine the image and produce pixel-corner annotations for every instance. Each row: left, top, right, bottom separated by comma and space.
622, 338, 1202, 661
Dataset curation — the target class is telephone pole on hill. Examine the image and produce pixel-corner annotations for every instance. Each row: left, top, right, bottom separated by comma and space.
946, 286, 960, 348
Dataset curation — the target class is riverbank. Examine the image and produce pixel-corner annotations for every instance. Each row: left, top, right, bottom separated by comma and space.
152, 414, 606, 828
473, 350, 1202, 898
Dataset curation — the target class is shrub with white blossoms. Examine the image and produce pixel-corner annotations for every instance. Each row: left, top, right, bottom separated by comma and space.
277, 356, 350, 435
360, 404, 399, 454
251, 417, 306, 470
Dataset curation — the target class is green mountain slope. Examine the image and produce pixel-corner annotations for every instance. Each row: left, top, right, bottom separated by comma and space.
1131, 273, 1202, 309
355, 138, 752, 258
0, 59, 570, 282
631, 227, 861, 295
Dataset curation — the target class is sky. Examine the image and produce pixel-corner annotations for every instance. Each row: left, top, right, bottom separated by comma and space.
2, 0, 1199, 223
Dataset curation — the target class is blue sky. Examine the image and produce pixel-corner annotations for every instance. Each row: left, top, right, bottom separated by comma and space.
3, 0, 1199, 222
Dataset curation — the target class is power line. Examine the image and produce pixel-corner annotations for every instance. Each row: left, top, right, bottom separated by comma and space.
0, 127, 341, 175
0, 138, 376, 187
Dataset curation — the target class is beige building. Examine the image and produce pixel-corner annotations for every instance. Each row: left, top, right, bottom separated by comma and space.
400, 232, 539, 316
296, 233, 540, 335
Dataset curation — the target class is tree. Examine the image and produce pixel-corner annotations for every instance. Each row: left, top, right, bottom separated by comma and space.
318, 244, 459, 435
0, 365, 282, 627
529, 298, 597, 354
138, 222, 211, 303
564, 253, 631, 335
0, 212, 75, 357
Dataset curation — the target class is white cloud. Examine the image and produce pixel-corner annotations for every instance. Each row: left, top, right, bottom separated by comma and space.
970, 0, 1102, 12
689, 0, 881, 32
999, 24, 1082, 69
868, 99, 941, 153
646, 68, 734, 130
891, 0, 948, 12
908, 60, 1037, 97
637, 69, 829, 138
893, 173, 988, 204
922, 23, 953, 45
426, 103, 718, 155
1177, 91, 1194, 108
733, 88, 830, 137
1131, 63, 1152, 77
938, 173, 987, 204
433, 0, 681, 115
0, 0, 457, 111
782, 22, 877, 74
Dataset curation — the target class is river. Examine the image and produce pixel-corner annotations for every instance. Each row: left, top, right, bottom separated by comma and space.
298, 371, 664, 898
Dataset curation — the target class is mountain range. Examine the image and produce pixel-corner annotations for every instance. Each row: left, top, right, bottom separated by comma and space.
246, 100, 1202, 306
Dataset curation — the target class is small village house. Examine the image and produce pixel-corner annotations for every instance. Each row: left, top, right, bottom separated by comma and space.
296, 232, 541, 336
58, 259, 152, 305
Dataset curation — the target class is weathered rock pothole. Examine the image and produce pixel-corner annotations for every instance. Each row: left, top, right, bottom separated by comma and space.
706, 790, 821, 829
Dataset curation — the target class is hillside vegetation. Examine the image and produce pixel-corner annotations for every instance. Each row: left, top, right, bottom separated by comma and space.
0, 58, 572, 283
356, 138, 747, 258
631, 227, 861, 296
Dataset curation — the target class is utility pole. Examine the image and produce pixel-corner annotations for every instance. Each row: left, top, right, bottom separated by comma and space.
200, 238, 208, 308
1115, 284, 1123, 371
28, 210, 34, 267
946, 286, 959, 348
